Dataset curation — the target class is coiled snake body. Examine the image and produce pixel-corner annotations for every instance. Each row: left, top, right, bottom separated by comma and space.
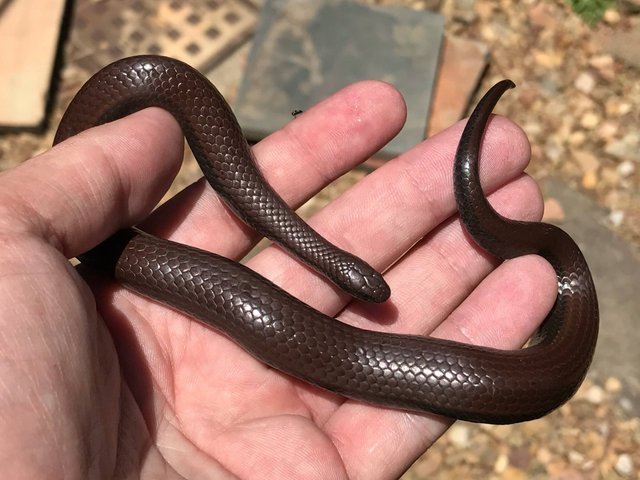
54, 56, 598, 424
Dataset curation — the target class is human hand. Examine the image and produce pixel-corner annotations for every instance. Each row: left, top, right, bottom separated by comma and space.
0, 81, 555, 479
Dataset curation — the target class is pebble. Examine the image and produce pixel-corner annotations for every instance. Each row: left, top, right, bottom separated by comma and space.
568, 131, 586, 147
568, 450, 585, 466
448, 424, 470, 448
573, 150, 600, 173
619, 397, 633, 412
582, 170, 598, 190
411, 450, 442, 476
508, 445, 531, 469
452, 0, 477, 23
617, 160, 636, 177
579, 111, 600, 129
604, 98, 628, 117
528, 2, 556, 29
585, 384, 605, 404
494, 453, 509, 473
601, 167, 619, 187
574, 72, 596, 93
605, 140, 631, 160
536, 447, 552, 463
614, 454, 634, 477
544, 138, 564, 164
501, 466, 527, 480
603, 8, 621, 24
543, 198, 565, 222
588, 54, 616, 80
597, 121, 618, 141
533, 49, 563, 68
609, 209, 625, 227
605, 377, 622, 393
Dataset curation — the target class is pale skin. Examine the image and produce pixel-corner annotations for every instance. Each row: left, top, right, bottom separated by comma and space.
0, 81, 557, 479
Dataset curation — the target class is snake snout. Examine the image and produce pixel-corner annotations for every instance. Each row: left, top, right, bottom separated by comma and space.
346, 264, 390, 303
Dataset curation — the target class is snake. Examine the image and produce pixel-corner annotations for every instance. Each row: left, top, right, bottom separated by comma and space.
54, 55, 598, 424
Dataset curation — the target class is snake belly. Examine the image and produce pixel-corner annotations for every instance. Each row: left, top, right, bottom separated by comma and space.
54, 56, 599, 424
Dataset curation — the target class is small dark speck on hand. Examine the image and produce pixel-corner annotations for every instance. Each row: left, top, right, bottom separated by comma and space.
291, 109, 304, 118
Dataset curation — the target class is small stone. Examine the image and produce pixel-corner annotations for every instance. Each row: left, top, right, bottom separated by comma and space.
605, 377, 622, 393
580, 111, 600, 129
568, 450, 584, 466
529, 2, 556, 28
605, 140, 629, 159
575, 72, 596, 93
494, 453, 509, 473
537, 447, 552, 464
518, 86, 538, 108
481, 24, 496, 41
601, 167, 619, 186
620, 397, 633, 411
543, 198, 565, 222
545, 138, 564, 164
603, 8, 621, 24
617, 160, 636, 177
533, 50, 563, 68
568, 131, 587, 146
589, 54, 616, 80
597, 121, 618, 140
605, 98, 631, 117
448, 423, 470, 448
412, 449, 442, 476
623, 132, 640, 146
501, 466, 527, 480
609, 209, 625, 227
476, 2, 493, 20
525, 122, 545, 138
585, 384, 605, 404
509, 445, 531, 469
453, 0, 477, 24
618, 102, 632, 115
539, 75, 560, 95
573, 150, 600, 173
614, 454, 634, 477
589, 54, 615, 69
492, 424, 513, 440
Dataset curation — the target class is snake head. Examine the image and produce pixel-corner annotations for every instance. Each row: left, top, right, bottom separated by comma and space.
346, 263, 390, 303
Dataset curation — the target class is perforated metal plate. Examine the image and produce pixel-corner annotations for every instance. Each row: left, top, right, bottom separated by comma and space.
70, 0, 258, 73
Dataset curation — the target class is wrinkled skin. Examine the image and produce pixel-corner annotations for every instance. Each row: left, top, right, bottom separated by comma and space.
0, 81, 554, 479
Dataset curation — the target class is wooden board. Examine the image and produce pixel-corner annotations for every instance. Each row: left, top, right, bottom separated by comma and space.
427, 36, 490, 137
0, 0, 67, 129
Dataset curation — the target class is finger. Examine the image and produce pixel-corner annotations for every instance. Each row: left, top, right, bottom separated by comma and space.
319, 179, 556, 480
246, 115, 531, 310
340, 174, 545, 332
142, 80, 407, 256
0, 109, 184, 256
323, 257, 556, 480
295, 174, 544, 419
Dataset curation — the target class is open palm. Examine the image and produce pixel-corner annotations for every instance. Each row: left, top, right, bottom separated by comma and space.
0, 81, 556, 479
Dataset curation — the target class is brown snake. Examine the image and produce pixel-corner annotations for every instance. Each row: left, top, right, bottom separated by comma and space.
54, 56, 598, 424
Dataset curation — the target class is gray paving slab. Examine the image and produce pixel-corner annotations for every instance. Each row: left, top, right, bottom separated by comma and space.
234, 0, 444, 158
542, 179, 640, 413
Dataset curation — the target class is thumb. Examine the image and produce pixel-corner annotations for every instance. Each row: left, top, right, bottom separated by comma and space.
0, 108, 183, 257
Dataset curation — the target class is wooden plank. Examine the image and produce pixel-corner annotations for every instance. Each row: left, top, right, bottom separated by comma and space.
427, 36, 490, 137
0, 0, 67, 129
